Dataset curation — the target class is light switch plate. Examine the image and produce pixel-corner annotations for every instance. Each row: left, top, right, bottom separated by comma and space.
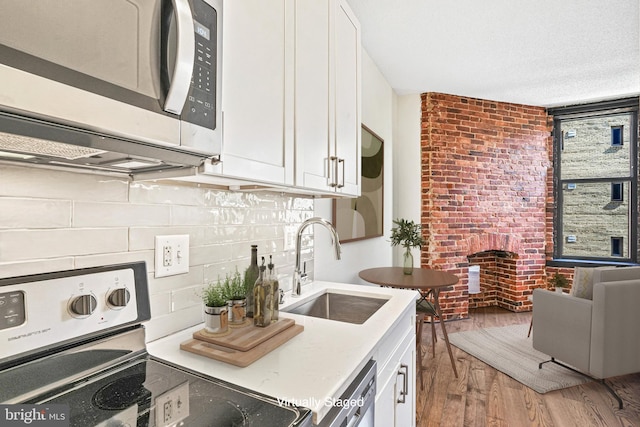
155, 235, 190, 278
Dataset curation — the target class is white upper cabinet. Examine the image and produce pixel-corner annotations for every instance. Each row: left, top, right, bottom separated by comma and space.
295, 0, 361, 196
333, 0, 361, 195
219, 0, 294, 186
220, 0, 360, 196
293, 0, 330, 192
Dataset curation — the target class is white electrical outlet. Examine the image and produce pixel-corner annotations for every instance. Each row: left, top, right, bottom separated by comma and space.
155, 235, 189, 278
154, 382, 190, 427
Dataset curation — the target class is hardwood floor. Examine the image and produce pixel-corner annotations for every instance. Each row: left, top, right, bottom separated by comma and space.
415, 307, 640, 427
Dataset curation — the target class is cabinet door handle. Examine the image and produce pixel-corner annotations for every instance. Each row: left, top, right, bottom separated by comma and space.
329, 156, 339, 187
397, 363, 409, 404
337, 158, 345, 188
401, 363, 409, 400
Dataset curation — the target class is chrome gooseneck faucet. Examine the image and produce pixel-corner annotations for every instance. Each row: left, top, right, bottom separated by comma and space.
292, 217, 341, 297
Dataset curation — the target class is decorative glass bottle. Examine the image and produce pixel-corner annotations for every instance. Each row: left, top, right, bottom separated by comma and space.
267, 255, 279, 323
245, 245, 259, 318
253, 258, 273, 327
403, 247, 413, 275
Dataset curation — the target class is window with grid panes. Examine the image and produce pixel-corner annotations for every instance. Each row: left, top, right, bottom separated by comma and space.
550, 98, 638, 263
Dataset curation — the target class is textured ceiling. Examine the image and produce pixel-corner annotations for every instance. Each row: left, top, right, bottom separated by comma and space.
346, 0, 640, 107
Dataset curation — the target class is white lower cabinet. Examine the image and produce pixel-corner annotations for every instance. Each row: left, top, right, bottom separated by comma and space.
374, 307, 416, 427
393, 338, 416, 427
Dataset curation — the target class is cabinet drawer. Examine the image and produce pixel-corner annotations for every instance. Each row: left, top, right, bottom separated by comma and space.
377, 332, 416, 402
373, 305, 414, 373
376, 315, 415, 394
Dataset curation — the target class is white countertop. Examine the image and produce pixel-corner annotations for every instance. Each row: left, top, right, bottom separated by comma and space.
147, 281, 418, 424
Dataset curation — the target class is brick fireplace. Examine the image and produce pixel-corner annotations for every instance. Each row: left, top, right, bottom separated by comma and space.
420, 93, 553, 319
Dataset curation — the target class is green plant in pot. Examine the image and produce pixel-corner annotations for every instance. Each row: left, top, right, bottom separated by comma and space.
202, 281, 228, 333
222, 269, 247, 325
390, 218, 427, 275
549, 272, 569, 293
220, 269, 246, 300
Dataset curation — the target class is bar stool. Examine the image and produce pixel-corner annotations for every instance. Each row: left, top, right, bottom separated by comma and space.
527, 294, 533, 337
416, 312, 426, 390
416, 296, 438, 358
416, 290, 458, 378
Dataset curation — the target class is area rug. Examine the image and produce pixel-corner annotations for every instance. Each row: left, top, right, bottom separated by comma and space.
448, 323, 592, 394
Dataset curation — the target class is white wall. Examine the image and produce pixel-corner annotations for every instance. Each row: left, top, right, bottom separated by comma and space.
392, 94, 422, 265
314, 50, 397, 284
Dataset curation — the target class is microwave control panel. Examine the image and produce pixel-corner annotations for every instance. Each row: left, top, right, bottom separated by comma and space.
183, 0, 217, 130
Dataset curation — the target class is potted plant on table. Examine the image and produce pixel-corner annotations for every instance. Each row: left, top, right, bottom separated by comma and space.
390, 218, 427, 275
202, 281, 228, 334
221, 269, 247, 325
549, 272, 569, 294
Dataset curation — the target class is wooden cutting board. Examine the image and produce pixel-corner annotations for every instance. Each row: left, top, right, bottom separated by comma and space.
192, 318, 296, 351
180, 323, 303, 367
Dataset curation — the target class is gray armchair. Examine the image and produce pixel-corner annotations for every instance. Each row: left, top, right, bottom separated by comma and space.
532, 266, 640, 408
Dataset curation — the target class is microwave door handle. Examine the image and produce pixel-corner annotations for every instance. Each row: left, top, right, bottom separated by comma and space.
164, 0, 195, 115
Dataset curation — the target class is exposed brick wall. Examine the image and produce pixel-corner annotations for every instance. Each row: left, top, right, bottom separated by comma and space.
420, 93, 553, 319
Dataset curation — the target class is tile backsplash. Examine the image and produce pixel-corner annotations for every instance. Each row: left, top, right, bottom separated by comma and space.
0, 164, 314, 340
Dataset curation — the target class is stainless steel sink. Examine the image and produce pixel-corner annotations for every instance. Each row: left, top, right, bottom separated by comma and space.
284, 291, 389, 324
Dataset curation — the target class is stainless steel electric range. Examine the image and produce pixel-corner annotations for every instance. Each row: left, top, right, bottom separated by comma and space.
0, 262, 311, 427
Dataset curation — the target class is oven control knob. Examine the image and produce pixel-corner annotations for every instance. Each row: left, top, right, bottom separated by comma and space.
69, 294, 97, 317
108, 288, 131, 308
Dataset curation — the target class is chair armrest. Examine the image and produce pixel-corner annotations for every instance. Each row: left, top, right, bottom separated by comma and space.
590, 279, 640, 378
532, 289, 593, 373
593, 266, 640, 284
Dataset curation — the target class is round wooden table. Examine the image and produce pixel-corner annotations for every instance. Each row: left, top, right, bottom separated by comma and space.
359, 267, 459, 378
358, 267, 459, 290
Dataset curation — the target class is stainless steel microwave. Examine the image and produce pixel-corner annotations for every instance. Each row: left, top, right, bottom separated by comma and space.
0, 0, 222, 175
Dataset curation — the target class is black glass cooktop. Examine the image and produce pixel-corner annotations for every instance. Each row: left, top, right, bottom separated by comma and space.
35, 357, 310, 427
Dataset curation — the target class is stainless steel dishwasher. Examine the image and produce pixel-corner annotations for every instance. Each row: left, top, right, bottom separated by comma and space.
317, 359, 376, 427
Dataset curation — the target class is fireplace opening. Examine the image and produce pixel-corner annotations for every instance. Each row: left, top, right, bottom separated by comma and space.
467, 250, 520, 311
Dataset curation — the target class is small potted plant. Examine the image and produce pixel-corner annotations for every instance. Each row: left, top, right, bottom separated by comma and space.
549, 272, 569, 293
390, 218, 427, 275
222, 269, 247, 325
202, 281, 228, 334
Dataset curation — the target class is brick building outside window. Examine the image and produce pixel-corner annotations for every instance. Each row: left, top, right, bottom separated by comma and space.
549, 98, 639, 263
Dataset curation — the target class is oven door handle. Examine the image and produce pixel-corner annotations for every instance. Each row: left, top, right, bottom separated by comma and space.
164, 0, 195, 115
346, 385, 374, 427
